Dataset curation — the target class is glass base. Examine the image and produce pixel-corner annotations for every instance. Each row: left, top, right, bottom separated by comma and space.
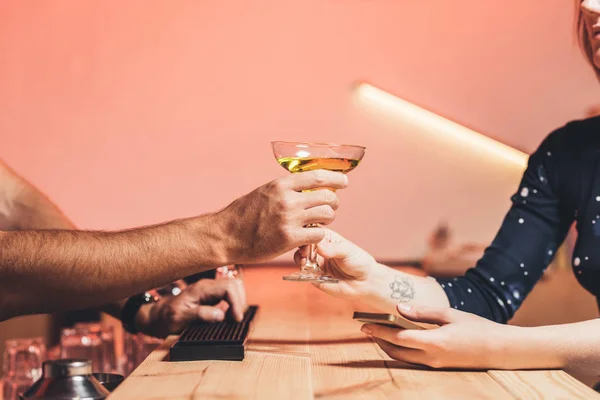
282, 270, 339, 283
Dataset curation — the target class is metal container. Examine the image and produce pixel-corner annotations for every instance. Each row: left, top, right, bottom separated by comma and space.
19, 359, 109, 400
91, 373, 124, 392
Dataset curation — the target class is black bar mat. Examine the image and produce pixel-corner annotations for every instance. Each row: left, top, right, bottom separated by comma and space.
170, 305, 259, 361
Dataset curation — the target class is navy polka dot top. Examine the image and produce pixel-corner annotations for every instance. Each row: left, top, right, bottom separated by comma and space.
437, 116, 600, 323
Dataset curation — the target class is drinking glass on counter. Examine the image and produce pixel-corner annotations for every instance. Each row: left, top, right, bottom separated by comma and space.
60, 323, 117, 374
121, 332, 136, 376
2, 338, 46, 400
121, 332, 164, 376
99, 325, 117, 374
134, 335, 163, 366
76, 323, 117, 374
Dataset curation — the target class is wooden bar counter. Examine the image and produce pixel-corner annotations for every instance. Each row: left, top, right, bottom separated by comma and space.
109, 266, 600, 399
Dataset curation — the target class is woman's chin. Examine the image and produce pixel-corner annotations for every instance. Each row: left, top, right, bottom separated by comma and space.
593, 47, 600, 70
592, 52, 600, 79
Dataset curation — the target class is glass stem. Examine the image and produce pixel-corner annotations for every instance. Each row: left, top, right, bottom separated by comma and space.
303, 244, 319, 270
302, 223, 321, 272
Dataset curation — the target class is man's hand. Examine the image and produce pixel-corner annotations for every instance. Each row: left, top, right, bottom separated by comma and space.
135, 279, 246, 338
216, 170, 348, 264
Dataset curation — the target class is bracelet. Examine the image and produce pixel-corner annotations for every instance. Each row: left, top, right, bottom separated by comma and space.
121, 290, 160, 334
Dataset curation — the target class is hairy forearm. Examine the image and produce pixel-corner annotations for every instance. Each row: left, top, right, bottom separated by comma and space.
0, 162, 145, 320
0, 216, 227, 321
359, 264, 450, 315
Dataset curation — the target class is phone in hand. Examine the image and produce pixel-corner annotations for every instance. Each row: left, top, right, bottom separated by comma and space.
353, 311, 436, 330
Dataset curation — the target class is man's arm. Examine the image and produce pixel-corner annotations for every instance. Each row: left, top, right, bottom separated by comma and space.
0, 162, 348, 321
0, 160, 151, 324
0, 161, 215, 328
0, 161, 221, 320
0, 217, 227, 320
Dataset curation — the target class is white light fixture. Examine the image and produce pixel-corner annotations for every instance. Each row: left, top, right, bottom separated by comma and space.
355, 83, 528, 169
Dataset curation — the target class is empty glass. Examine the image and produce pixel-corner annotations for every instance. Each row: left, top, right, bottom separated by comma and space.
100, 325, 117, 374
134, 335, 163, 366
60, 323, 110, 373
72, 323, 118, 374
2, 337, 46, 400
120, 332, 136, 377
120, 333, 163, 376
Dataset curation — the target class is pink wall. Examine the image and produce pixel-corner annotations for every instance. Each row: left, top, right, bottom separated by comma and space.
0, 0, 597, 259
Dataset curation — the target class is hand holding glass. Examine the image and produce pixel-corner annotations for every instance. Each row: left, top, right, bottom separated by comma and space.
271, 141, 365, 283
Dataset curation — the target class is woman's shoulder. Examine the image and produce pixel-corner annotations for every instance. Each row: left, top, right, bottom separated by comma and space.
541, 115, 600, 153
561, 115, 600, 142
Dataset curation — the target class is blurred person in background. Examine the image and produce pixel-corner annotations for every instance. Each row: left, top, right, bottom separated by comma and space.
297, 0, 600, 375
421, 222, 564, 279
421, 222, 488, 278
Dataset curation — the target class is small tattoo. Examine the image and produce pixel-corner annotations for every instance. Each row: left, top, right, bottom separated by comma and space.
390, 276, 415, 303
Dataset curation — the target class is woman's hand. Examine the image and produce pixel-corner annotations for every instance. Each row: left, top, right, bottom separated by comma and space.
294, 228, 387, 300
362, 304, 525, 370
295, 228, 450, 315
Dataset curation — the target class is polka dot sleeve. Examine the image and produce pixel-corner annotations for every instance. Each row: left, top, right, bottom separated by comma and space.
437, 127, 574, 323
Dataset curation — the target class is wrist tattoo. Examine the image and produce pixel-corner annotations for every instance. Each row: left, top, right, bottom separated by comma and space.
390, 275, 415, 303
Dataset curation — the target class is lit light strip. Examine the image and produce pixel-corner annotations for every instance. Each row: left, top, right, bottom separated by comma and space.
355, 83, 528, 169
